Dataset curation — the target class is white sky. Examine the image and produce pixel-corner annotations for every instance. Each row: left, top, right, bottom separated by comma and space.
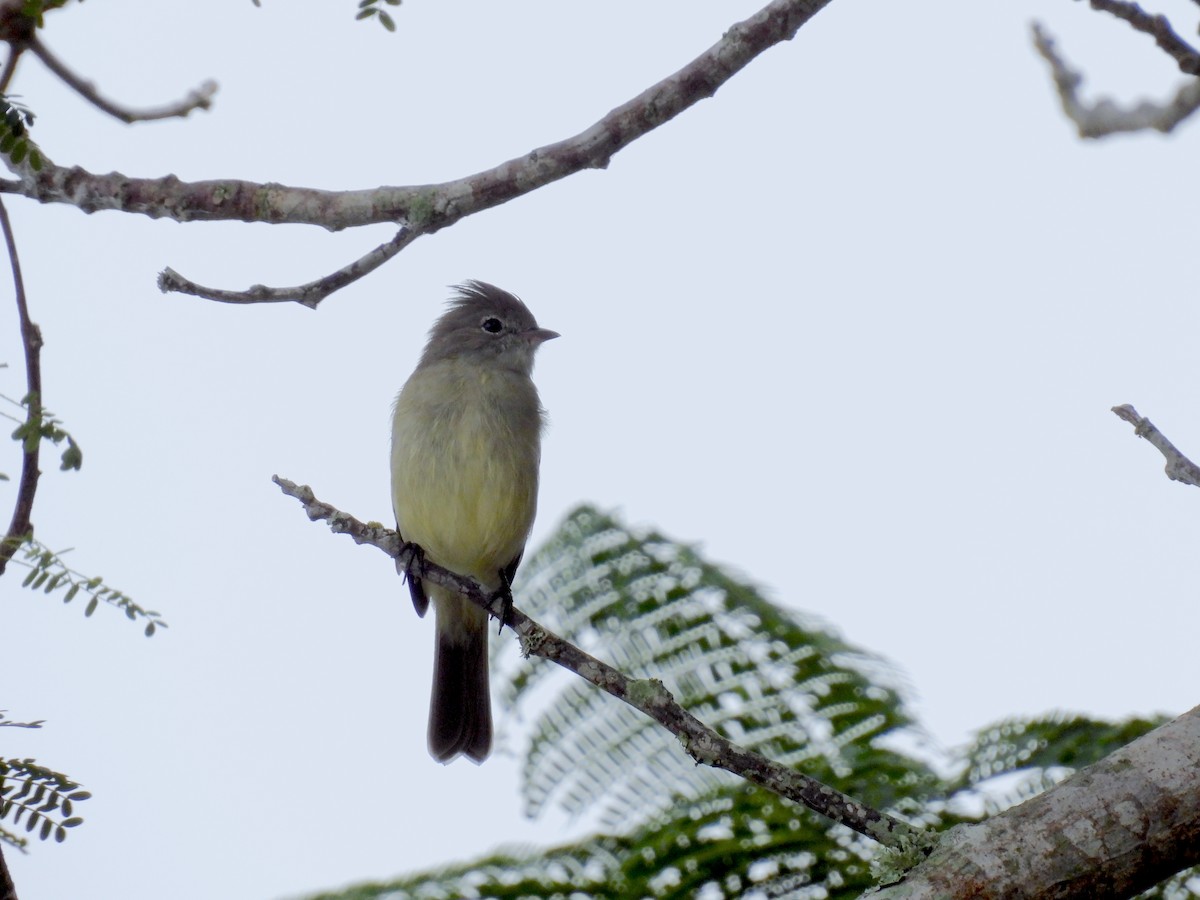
2, 1, 1198, 898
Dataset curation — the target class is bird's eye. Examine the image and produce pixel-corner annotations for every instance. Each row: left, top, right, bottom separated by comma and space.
481, 317, 504, 334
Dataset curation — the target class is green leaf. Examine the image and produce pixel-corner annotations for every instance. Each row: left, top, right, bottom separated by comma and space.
84, 596, 97, 617
355, 7, 374, 18
378, 10, 394, 30
11, 141, 27, 164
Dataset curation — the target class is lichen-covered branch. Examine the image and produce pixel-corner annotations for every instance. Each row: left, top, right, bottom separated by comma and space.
1112, 404, 1200, 487
870, 705, 1200, 899
271, 475, 923, 851
0, 0, 833, 305
1032, 22, 1200, 137
1086, 0, 1200, 75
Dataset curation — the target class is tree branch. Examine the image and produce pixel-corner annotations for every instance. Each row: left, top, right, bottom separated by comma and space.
1031, 22, 1200, 137
270, 475, 925, 851
1111, 403, 1200, 487
1086, 0, 1200, 75
0, 839, 15, 900
0, 196, 41, 575
26, 34, 216, 123
870, 705, 1200, 899
157, 226, 418, 307
0, 0, 832, 305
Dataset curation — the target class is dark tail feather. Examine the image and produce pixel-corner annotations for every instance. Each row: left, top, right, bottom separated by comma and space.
428, 615, 492, 764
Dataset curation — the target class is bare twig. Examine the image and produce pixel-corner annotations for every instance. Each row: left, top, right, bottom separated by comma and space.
27, 34, 216, 123
0, 0, 832, 305
1087, 0, 1200, 75
1032, 22, 1200, 137
0, 45, 23, 95
1111, 404, 1200, 487
0, 196, 41, 575
158, 226, 418, 307
271, 475, 926, 851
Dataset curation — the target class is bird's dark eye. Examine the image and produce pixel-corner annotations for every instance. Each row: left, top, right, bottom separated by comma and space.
481, 317, 503, 334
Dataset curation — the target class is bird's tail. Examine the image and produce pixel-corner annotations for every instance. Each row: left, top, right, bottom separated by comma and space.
428, 592, 492, 764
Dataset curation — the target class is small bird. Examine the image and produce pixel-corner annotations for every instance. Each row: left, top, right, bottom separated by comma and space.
390, 281, 558, 763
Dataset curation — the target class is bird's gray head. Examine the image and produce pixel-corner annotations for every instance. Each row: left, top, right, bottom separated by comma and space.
419, 281, 559, 375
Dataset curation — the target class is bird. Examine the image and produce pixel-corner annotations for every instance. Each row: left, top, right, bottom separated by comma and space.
390, 281, 558, 763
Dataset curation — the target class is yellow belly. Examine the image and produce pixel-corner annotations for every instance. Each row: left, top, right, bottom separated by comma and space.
390, 360, 542, 587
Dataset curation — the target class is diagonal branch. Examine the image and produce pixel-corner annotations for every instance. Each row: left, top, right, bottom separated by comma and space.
270, 475, 926, 852
157, 227, 417, 307
0, 0, 833, 305
26, 33, 216, 123
1086, 0, 1200, 75
0, 196, 41, 575
1111, 403, 1200, 487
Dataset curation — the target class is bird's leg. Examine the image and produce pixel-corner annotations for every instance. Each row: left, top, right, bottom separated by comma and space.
489, 568, 515, 635
398, 540, 430, 617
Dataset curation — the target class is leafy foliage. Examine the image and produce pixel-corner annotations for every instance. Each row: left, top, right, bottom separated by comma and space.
355, 0, 400, 32
0, 97, 42, 172
500, 506, 921, 830
7, 534, 167, 636
3, 390, 82, 473
303, 506, 1192, 899
0, 758, 87, 852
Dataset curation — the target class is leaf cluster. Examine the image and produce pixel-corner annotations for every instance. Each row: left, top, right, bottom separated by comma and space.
4, 390, 82, 474
355, 0, 400, 32
0, 96, 42, 171
19, 1, 81, 30
9, 535, 168, 636
0, 757, 87, 851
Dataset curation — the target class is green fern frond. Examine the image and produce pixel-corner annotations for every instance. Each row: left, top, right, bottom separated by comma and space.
499, 505, 919, 831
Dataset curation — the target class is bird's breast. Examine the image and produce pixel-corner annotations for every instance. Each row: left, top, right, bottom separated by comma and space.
391, 361, 544, 586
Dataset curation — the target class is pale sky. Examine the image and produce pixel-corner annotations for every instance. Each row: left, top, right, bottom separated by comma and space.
3, 1, 1199, 898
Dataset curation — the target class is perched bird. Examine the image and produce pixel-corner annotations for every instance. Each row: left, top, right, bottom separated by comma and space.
390, 281, 558, 763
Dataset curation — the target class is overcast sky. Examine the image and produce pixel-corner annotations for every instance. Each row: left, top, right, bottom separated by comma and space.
2, 1, 1198, 898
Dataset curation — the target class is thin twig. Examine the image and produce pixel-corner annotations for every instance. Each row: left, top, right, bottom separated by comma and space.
1031, 22, 1200, 137
158, 227, 417, 307
1087, 0, 1200, 75
271, 475, 926, 851
1111, 404, 1200, 487
0, 45, 23, 95
0, 196, 40, 575
27, 34, 215, 123
0, 0, 832, 305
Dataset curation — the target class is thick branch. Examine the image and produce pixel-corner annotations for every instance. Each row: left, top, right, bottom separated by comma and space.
271, 475, 923, 851
27, 34, 216, 123
1111, 403, 1200, 487
871, 705, 1200, 899
0, 0, 832, 303
0, 197, 40, 575
1032, 22, 1200, 137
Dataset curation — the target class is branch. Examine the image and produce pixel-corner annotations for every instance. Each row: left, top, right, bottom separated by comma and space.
0, 196, 41, 575
1032, 22, 1200, 137
1086, 0, 1200, 75
157, 226, 417, 307
271, 475, 925, 852
0, 0, 833, 305
870, 705, 1200, 899
0, 841, 14, 900
1111, 403, 1200, 487
26, 34, 216, 123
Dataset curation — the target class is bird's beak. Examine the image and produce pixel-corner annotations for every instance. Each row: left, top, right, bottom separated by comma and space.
525, 327, 560, 345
